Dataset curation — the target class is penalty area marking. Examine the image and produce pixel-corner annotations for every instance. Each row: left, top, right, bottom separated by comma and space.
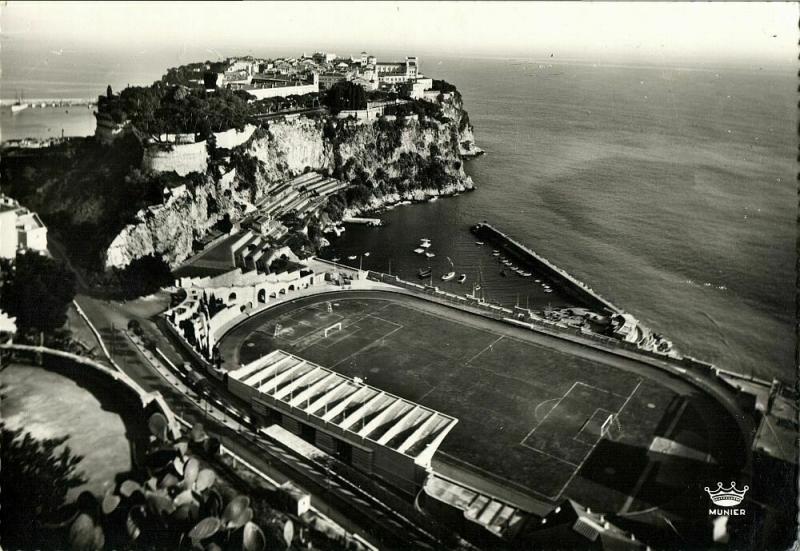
547, 379, 643, 501
534, 397, 562, 422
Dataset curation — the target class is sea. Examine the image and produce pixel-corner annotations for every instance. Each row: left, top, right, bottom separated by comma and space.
1, 48, 795, 383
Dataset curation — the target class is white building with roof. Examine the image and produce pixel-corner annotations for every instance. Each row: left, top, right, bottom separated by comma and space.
0, 197, 48, 259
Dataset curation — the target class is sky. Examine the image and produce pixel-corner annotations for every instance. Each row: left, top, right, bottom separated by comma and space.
1, 1, 797, 64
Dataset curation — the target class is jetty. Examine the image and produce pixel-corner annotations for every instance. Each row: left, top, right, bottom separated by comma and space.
471, 222, 621, 315
342, 216, 383, 227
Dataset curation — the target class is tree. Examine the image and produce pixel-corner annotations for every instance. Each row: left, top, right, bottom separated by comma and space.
324, 81, 367, 113
432, 79, 458, 94
1, 423, 87, 550
0, 252, 76, 333
115, 255, 173, 299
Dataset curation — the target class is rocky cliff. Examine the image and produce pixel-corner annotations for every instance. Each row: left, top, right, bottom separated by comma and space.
2, 95, 480, 271
103, 94, 479, 270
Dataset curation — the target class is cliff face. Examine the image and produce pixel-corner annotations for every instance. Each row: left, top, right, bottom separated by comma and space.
0, 94, 473, 271
103, 97, 479, 270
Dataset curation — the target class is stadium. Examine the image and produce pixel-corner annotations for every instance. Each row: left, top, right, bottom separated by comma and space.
217, 289, 750, 519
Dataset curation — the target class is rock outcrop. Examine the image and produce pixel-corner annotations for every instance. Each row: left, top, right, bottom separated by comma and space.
102, 91, 480, 270
1, 92, 480, 271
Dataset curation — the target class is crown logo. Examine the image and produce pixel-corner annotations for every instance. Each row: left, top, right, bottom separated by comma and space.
705, 482, 749, 507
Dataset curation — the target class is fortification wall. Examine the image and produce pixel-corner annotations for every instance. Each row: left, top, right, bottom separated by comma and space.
248, 83, 318, 100
214, 125, 257, 149
142, 140, 209, 176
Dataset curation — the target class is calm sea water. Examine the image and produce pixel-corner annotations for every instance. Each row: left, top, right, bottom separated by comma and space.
1, 49, 795, 382
326, 57, 796, 383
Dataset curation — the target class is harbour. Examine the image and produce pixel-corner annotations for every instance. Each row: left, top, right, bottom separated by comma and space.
471, 222, 620, 315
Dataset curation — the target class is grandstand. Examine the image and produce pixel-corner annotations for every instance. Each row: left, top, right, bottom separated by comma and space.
251, 172, 348, 222
228, 349, 459, 494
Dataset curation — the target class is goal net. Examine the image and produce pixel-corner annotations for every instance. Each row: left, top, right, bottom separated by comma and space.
600, 413, 622, 440
324, 322, 342, 338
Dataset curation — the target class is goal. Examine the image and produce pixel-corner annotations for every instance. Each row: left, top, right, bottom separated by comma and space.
324, 322, 342, 338
600, 413, 622, 440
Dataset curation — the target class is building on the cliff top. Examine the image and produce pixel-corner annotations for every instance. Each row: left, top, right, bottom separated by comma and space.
376, 56, 419, 85
403, 77, 435, 100
318, 72, 351, 91
232, 73, 319, 100
0, 196, 48, 259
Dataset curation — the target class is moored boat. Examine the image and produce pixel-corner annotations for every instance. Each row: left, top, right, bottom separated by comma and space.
441, 271, 456, 281
414, 248, 425, 254
475, 241, 484, 246
458, 274, 467, 284
492, 250, 500, 256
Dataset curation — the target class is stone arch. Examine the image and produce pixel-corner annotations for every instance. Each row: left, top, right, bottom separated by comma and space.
257, 289, 267, 303
228, 291, 237, 302
269, 290, 278, 299
288, 284, 296, 292
278, 288, 287, 296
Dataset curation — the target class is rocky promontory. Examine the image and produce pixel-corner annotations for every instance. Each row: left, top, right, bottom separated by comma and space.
1, 76, 480, 273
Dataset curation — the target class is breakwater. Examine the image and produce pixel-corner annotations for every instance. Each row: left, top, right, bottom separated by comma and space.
471, 222, 621, 315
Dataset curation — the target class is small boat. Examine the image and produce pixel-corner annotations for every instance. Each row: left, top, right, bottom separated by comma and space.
544, 289, 553, 294
10, 103, 29, 113
492, 250, 500, 256
332, 257, 340, 262
521, 271, 532, 277
458, 274, 467, 284
475, 241, 484, 246
502, 260, 512, 266
420, 242, 431, 249
418, 267, 432, 278
441, 271, 456, 281
534, 279, 541, 283
475, 284, 481, 291
414, 248, 425, 254
363, 252, 370, 257
347, 255, 357, 260
425, 252, 435, 258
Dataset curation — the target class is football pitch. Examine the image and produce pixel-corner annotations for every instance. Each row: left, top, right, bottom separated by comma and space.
221, 292, 727, 512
